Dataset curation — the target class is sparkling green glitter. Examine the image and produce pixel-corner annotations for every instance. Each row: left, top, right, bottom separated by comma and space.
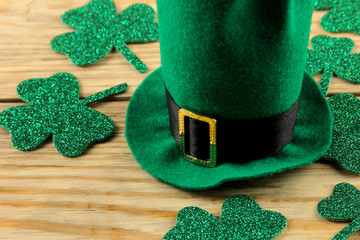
163, 195, 287, 240
0, 73, 127, 157
318, 183, 360, 240
51, 0, 159, 73
314, 0, 336, 9
306, 35, 360, 96
319, 0, 360, 35
323, 93, 360, 174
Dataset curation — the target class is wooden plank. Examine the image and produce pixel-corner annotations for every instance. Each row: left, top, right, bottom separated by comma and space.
0, 101, 359, 239
0, 0, 160, 101
0, 3, 359, 100
1, 1, 360, 239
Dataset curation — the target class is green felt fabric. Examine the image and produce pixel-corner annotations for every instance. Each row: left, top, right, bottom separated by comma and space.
158, 0, 315, 119
125, 69, 332, 190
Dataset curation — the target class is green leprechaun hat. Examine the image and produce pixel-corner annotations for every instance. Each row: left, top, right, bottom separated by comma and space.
125, 0, 332, 190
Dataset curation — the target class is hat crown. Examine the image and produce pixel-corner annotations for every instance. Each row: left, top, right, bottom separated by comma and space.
158, 0, 314, 119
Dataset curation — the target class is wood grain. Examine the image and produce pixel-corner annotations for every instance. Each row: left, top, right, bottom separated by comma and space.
0, 1, 360, 239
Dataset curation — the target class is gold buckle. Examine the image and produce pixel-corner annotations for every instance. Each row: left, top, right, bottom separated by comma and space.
178, 108, 217, 167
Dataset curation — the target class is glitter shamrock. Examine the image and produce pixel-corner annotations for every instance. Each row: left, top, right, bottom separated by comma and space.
318, 183, 360, 240
314, 0, 336, 9
306, 35, 360, 96
163, 195, 287, 240
323, 93, 360, 174
319, 0, 360, 34
0, 73, 127, 157
51, 0, 159, 73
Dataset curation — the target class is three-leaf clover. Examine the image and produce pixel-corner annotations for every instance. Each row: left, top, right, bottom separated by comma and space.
0, 73, 127, 157
318, 183, 360, 240
319, 0, 360, 34
314, 0, 336, 9
51, 0, 159, 73
164, 195, 287, 240
306, 35, 360, 96
323, 93, 360, 174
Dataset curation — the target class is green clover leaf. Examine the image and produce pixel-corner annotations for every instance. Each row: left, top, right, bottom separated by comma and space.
51, 0, 159, 73
164, 195, 287, 240
323, 93, 360, 174
319, 0, 360, 34
0, 73, 127, 157
318, 183, 360, 240
314, 0, 336, 9
306, 35, 360, 96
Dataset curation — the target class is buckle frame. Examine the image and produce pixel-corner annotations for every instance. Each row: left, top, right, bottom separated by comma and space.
178, 108, 217, 167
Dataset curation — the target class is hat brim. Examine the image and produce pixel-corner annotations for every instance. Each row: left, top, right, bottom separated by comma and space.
125, 68, 332, 190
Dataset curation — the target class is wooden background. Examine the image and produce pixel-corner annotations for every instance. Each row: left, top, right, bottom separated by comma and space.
0, 1, 359, 239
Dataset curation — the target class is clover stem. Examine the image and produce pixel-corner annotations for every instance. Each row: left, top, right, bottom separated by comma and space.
81, 83, 127, 106
332, 217, 360, 240
319, 66, 333, 96
115, 42, 148, 73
